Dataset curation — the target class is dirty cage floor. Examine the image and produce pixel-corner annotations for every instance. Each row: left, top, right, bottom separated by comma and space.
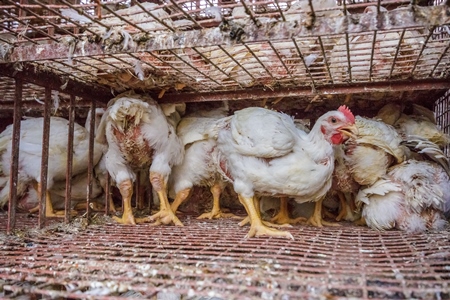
0, 213, 449, 299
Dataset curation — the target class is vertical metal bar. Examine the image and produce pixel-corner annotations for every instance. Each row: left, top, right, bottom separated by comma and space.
388, 29, 406, 79
38, 87, 51, 229
369, 31, 377, 80
7, 78, 23, 234
105, 173, 111, 215
64, 94, 75, 224
136, 171, 141, 209
86, 100, 96, 222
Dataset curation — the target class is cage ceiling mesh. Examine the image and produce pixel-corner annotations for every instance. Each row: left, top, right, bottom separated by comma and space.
0, 0, 449, 112
0, 214, 449, 299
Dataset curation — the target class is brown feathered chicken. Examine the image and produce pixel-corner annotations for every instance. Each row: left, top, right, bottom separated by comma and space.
97, 92, 184, 225
211, 106, 358, 238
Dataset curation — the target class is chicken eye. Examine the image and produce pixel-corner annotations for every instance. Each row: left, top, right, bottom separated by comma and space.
331, 117, 337, 123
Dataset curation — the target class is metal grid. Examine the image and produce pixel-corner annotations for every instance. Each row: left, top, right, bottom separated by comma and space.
1, 213, 449, 299
0, 0, 449, 117
435, 89, 450, 157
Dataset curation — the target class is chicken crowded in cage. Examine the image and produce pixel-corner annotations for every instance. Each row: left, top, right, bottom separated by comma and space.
97, 92, 185, 226
209, 105, 358, 238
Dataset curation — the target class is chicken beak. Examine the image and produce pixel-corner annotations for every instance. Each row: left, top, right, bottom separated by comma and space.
339, 124, 358, 140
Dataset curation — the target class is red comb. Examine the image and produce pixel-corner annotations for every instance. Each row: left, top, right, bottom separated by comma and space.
338, 105, 355, 123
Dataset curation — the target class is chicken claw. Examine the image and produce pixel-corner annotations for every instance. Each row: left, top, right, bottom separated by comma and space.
239, 216, 292, 228
197, 210, 242, 220
147, 210, 184, 226
245, 224, 294, 240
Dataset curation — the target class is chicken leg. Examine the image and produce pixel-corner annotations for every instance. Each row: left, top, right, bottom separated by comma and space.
198, 183, 241, 220
29, 183, 77, 218
239, 196, 291, 228
307, 198, 340, 227
147, 172, 183, 226
171, 187, 191, 214
238, 195, 293, 239
270, 197, 307, 225
112, 179, 136, 225
335, 192, 348, 222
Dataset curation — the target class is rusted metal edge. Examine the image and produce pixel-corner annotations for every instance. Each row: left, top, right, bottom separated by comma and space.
0, 63, 113, 102
158, 79, 450, 103
1, 5, 449, 63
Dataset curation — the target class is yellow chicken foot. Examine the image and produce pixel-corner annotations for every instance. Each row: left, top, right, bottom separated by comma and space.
198, 184, 242, 220
307, 198, 341, 227
354, 216, 367, 226
113, 179, 137, 225
238, 195, 293, 239
335, 192, 348, 222
146, 172, 183, 226
29, 183, 77, 217
171, 187, 191, 214
271, 197, 307, 225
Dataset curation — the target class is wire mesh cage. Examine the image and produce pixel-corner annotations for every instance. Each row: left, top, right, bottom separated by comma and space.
0, 0, 450, 299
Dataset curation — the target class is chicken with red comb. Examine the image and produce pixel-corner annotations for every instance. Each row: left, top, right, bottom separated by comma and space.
208, 106, 358, 238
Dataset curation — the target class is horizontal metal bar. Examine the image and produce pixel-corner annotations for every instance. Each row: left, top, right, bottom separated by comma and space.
1, 5, 449, 63
159, 79, 450, 103
0, 64, 112, 102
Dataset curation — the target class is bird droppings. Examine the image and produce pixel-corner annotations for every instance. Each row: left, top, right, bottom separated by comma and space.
0, 213, 449, 299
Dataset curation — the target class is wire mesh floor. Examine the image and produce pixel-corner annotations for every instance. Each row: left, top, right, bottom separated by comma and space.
0, 213, 449, 299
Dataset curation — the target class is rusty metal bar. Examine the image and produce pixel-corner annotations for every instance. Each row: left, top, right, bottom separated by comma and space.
344, 33, 352, 82
0, 7, 60, 42
0, 24, 39, 45
243, 42, 276, 81
59, 0, 110, 31
86, 100, 96, 222
33, 0, 99, 36
105, 172, 111, 216
38, 87, 51, 229
159, 79, 450, 103
64, 94, 75, 224
218, 45, 256, 82
318, 36, 334, 84
292, 38, 317, 91
3, 5, 449, 63
273, 0, 286, 22
429, 41, 450, 77
6, 78, 23, 234
388, 28, 406, 79
0, 64, 111, 102
169, 0, 203, 29
369, 31, 377, 80
239, 0, 261, 27
133, 1, 176, 32
410, 26, 436, 75
167, 49, 222, 87
268, 41, 294, 81
99, 2, 146, 33
191, 47, 243, 88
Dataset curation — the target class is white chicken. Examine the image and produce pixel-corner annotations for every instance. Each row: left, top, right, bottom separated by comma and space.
97, 92, 184, 225
169, 107, 239, 220
344, 116, 406, 186
0, 115, 104, 217
210, 105, 358, 238
376, 102, 450, 149
356, 160, 449, 233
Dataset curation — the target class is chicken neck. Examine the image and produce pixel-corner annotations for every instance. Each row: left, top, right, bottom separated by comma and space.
238, 195, 293, 239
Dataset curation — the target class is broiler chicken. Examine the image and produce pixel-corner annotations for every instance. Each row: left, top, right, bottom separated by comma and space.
97, 92, 184, 225
344, 116, 405, 186
212, 106, 358, 238
356, 160, 449, 233
169, 107, 239, 220
0, 116, 104, 217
